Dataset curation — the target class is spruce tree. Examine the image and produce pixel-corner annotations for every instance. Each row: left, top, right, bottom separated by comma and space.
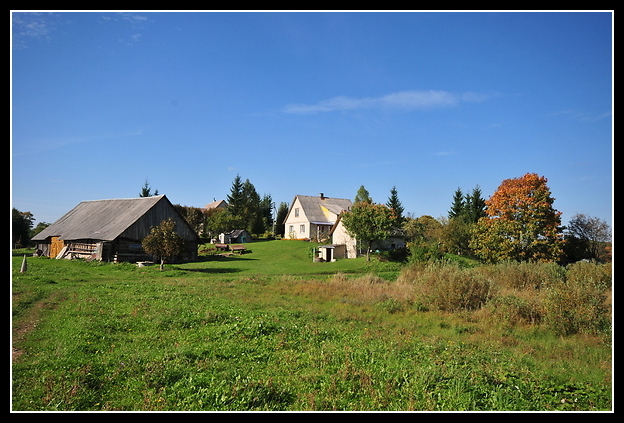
226, 175, 245, 222
465, 186, 486, 224
386, 186, 404, 227
448, 188, 465, 219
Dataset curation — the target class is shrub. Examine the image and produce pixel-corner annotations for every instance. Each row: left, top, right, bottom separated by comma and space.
398, 262, 493, 312
486, 293, 543, 326
543, 262, 612, 336
483, 261, 564, 291
565, 261, 612, 291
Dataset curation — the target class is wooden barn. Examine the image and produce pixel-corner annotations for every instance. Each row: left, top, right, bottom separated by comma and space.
31, 195, 200, 263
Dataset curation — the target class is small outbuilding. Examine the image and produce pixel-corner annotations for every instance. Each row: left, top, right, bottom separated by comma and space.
316, 244, 347, 262
31, 195, 200, 263
218, 229, 252, 244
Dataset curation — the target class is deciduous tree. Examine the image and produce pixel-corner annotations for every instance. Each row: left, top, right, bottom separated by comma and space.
340, 202, 394, 261
12, 208, 34, 249
565, 213, 611, 262
470, 173, 563, 263
142, 218, 188, 270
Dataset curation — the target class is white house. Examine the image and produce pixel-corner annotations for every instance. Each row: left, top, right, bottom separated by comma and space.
283, 194, 353, 242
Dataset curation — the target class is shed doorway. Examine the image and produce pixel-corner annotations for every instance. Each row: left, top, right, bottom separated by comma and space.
50, 237, 65, 258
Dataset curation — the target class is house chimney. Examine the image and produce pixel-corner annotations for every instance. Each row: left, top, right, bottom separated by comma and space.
320, 193, 325, 200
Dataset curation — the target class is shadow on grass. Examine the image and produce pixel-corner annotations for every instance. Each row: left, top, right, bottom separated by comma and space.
176, 253, 258, 274
182, 267, 244, 274
194, 254, 257, 263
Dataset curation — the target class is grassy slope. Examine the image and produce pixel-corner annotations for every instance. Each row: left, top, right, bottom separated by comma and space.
11, 243, 612, 411
187, 240, 402, 277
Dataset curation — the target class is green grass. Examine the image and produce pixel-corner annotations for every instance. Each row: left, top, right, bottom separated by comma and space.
190, 240, 403, 278
11, 242, 612, 411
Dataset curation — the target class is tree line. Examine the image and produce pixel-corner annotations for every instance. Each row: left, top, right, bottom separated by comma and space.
340, 173, 611, 264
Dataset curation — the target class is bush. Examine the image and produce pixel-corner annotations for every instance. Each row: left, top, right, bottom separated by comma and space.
398, 262, 493, 312
487, 293, 543, 326
565, 261, 612, 291
483, 261, 564, 291
543, 262, 612, 336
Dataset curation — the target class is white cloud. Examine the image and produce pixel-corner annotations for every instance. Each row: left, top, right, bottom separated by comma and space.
282, 90, 489, 114
11, 12, 59, 49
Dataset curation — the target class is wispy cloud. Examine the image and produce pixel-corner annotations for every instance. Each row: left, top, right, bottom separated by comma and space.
282, 90, 489, 114
549, 110, 612, 123
101, 12, 150, 45
11, 12, 60, 49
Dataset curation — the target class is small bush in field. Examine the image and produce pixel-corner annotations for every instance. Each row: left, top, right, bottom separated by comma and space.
565, 261, 612, 291
543, 262, 612, 336
399, 262, 493, 312
487, 293, 543, 326
483, 261, 564, 290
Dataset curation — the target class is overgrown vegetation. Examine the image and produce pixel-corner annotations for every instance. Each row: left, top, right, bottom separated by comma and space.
12, 241, 612, 411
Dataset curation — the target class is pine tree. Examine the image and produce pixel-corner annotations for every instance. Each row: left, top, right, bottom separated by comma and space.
386, 186, 404, 227
226, 175, 245, 219
448, 188, 465, 219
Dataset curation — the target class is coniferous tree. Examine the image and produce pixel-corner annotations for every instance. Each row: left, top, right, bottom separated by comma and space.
274, 202, 289, 237
354, 185, 372, 204
448, 188, 465, 220
241, 179, 261, 233
258, 194, 274, 235
139, 180, 159, 197
464, 186, 487, 224
386, 186, 405, 227
226, 174, 245, 220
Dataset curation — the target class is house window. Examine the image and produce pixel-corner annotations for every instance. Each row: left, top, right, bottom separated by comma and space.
300, 224, 305, 234
295, 208, 299, 217
289, 225, 294, 234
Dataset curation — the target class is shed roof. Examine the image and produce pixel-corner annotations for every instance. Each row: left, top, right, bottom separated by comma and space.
32, 195, 170, 242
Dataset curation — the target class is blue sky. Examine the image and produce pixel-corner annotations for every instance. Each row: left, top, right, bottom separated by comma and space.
11, 11, 613, 229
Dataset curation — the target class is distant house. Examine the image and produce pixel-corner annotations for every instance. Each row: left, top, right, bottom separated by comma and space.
31, 195, 200, 263
202, 199, 228, 211
283, 194, 352, 242
219, 229, 252, 244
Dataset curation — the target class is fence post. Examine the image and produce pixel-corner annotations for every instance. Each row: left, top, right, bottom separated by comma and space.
20, 254, 27, 273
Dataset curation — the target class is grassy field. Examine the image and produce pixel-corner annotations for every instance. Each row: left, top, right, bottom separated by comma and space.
11, 241, 612, 411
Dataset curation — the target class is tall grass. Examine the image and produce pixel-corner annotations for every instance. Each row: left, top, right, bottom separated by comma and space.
395, 259, 612, 337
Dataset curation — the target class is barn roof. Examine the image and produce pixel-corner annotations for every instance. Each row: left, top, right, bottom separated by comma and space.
289, 195, 352, 224
31, 195, 172, 242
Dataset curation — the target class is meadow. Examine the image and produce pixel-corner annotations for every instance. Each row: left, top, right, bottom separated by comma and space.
11, 241, 612, 411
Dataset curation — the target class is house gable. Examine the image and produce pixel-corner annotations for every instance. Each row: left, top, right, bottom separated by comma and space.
283, 194, 352, 241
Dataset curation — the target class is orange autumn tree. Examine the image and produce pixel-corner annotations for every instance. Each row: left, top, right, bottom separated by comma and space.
470, 173, 564, 263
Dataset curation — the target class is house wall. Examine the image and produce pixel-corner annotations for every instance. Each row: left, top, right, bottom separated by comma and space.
284, 197, 312, 240
331, 220, 357, 259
